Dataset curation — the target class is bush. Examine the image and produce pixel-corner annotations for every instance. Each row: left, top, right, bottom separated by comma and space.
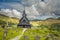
50, 23, 60, 31
8, 22, 16, 27
0, 20, 6, 25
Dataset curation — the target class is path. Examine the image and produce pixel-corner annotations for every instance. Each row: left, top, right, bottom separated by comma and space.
10, 28, 27, 40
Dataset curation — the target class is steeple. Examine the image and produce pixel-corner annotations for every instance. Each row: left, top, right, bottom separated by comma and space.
22, 9, 27, 17
17, 7, 31, 28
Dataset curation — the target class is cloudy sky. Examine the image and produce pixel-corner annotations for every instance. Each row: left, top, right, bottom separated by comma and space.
0, 0, 60, 20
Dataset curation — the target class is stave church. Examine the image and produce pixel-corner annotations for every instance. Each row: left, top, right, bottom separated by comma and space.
17, 9, 31, 28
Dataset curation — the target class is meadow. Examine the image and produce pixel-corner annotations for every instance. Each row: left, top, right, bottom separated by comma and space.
20, 19, 60, 40
0, 15, 60, 40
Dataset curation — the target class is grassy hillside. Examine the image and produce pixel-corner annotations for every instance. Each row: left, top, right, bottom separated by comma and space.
20, 19, 60, 40
0, 14, 19, 27
0, 14, 23, 40
30, 19, 60, 26
0, 14, 19, 23
0, 27, 23, 40
0, 14, 60, 27
0, 14, 60, 40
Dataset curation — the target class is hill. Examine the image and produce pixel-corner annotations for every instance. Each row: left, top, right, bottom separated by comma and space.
0, 14, 60, 27
57, 17, 60, 20
0, 14, 60, 40
0, 14, 19, 26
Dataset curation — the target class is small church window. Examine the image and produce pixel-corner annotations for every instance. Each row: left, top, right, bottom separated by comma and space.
23, 20, 26, 23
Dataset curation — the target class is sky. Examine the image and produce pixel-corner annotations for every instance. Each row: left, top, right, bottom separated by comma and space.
0, 0, 60, 20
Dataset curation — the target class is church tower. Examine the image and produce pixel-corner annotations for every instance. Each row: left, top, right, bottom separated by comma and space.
17, 9, 31, 28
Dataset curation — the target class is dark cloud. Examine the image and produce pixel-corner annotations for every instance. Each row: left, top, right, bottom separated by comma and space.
0, 0, 21, 3
0, 0, 60, 20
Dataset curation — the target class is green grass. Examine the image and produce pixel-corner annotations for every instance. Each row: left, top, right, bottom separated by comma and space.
0, 27, 5, 40
6, 27, 22, 40
0, 13, 23, 40
0, 26, 23, 40
20, 25, 60, 40
0, 14, 60, 40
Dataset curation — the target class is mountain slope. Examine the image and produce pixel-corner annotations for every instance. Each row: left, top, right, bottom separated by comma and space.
0, 14, 19, 25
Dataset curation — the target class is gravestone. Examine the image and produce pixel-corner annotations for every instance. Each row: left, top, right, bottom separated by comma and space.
24, 36, 29, 40
11, 32, 14, 34
45, 36, 50, 40
50, 34, 55, 40
3, 30, 8, 39
16, 30, 19, 32
54, 38, 58, 40
28, 30, 30, 34
34, 32, 37, 35
0, 30, 2, 32
2, 25, 5, 28
3, 27, 9, 40
34, 36, 40, 40
50, 34, 54, 38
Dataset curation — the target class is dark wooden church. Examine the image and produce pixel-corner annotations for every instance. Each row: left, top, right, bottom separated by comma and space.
17, 9, 31, 28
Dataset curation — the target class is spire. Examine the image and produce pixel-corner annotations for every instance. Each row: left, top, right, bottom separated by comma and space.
22, 7, 27, 17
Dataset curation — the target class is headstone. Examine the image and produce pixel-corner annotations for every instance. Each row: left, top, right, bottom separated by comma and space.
50, 34, 57, 40
24, 36, 29, 40
45, 36, 50, 40
3, 28, 8, 39
0, 30, 2, 32
28, 30, 30, 34
2, 25, 5, 28
11, 32, 14, 34
3, 31, 7, 39
50, 34, 54, 38
54, 38, 58, 40
34, 32, 37, 35
13, 28, 16, 30
16, 30, 19, 32
34, 36, 40, 40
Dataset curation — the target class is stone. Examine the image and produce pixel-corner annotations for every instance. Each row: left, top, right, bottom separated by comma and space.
0, 30, 2, 32
34, 36, 40, 40
16, 30, 18, 32
2, 25, 5, 28
45, 36, 50, 40
24, 36, 29, 40
50, 34, 54, 38
3, 31, 8, 39
54, 38, 58, 40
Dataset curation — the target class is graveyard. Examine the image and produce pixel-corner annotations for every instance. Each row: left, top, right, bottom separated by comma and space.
0, 0, 60, 40
0, 14, 60, 40
0, 25, 23, 40
0, 21, 60, 40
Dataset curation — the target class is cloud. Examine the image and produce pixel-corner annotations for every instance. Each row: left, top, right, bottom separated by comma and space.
35, 0, 60, 17
0, 9, 22, 18
0, 0, 60, 20
0, 0, 21, 2
25, 5, 40, 19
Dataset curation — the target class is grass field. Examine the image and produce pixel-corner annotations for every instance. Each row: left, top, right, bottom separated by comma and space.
0, 15, 60, 40
20, 22, 60, 40
0, 26, 23, 40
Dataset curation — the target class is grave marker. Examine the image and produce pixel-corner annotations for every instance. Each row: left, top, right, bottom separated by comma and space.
34, 36, 40, 40
24, 36, 29, 40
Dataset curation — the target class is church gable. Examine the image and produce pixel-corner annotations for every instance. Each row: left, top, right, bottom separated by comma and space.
21, 17, 29, 24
